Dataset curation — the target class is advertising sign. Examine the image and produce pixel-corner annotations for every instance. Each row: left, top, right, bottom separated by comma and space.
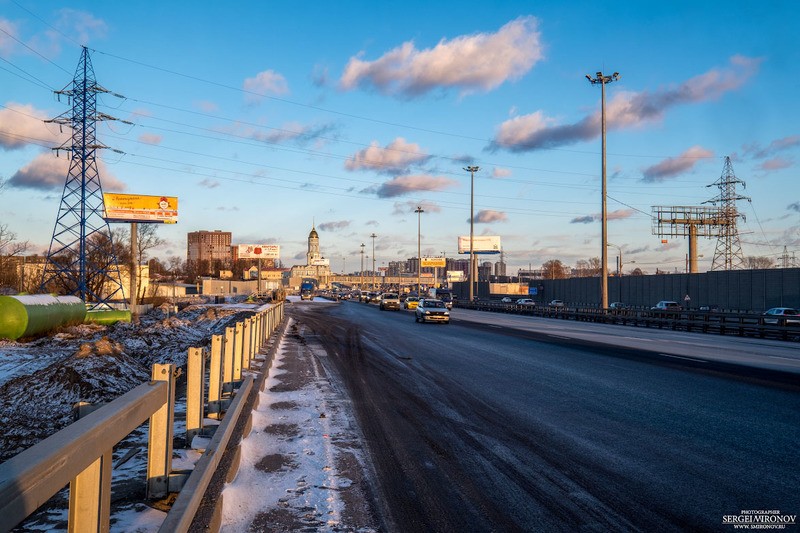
447, 271, 465, 282
237, 244, 280, 259
103, 193, 178, 224
310, 258, 330, 267
421, 257, 446, 268
457, 235, 501, 254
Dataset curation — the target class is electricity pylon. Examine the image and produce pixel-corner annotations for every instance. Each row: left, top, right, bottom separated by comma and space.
40, 47, 128, 309
703, 156, 750, 271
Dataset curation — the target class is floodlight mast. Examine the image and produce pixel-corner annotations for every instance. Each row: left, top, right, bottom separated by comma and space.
586, 71, 620, 310
464, 166, 480, 302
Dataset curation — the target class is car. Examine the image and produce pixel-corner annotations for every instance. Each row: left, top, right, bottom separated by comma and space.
515, 298, 536, 307
379, 292, 401, 311
415, 298, 450, 323
609, 302, 627, 310
404, 296, 420, 310
651, 301, 681, 311
500, 297, 513, 303
699, 304, 721, 312
549, 300, 564, 307
762, 307, 800, 326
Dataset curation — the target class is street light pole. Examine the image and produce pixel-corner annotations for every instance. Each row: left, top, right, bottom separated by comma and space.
370, 233, 377, 291
586, 71, 620, 310
415, 206, 424, 296
464, 166, 480, 301
360, 243, 365, 294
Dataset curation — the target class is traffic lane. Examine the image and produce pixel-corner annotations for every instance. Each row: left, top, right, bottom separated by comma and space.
449, 307, 800, 374
297, 302, 800, 531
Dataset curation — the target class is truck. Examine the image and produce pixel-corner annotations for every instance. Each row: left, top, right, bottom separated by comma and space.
300, 280, 315, 301
428, 288, 453, 309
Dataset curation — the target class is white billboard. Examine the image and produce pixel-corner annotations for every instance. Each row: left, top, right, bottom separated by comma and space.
310, 258, 330, 267
457, 235, 501, 254
237, 244, 280, 259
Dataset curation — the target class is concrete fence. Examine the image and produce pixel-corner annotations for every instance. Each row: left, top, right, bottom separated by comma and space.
0, 301, 285, 533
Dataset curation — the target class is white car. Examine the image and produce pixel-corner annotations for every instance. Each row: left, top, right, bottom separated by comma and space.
515, 298, 536, 307
501, 297, 513, 303
415, 298, 450, 323
762, 307, 800, 326
548, 300, 564, 307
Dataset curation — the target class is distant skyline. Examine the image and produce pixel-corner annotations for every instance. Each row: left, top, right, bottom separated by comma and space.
1, 1, 798, 275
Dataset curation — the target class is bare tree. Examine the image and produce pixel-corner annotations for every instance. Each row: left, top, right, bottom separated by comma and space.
0, 224, 29, 292
541, 259, 570, 280
745, 256, 774, 269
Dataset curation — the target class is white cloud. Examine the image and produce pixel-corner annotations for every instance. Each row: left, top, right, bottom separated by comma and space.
340, 16, 543, 98
372, 174, 458, 198
243, 70, 289, 104
492, 167, 512, 179
138, 133, 162, 145
0, 103, 63, 150
9, 152, 126, 191
472, 210, 507, 223
345, 138, 430, 174
642, 146, 714, 182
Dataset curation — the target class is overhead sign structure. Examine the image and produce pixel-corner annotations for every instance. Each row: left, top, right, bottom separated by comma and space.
457, 235, 501, 254
237, 244, 280, 259
103, 193, 178, 224
421, 257, 446, 268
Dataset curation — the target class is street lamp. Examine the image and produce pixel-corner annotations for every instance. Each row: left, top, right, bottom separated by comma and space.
370, 233, 377, 291
360, 243, 365, 293
415, 206, 424, 296
464, 165, 480, 301
586, 70, 620, 309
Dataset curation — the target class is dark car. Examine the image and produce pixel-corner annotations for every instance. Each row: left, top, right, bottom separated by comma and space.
651, 301, 681, 311
415, 298, 450, 324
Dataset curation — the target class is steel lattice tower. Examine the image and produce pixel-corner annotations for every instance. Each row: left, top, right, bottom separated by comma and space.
703, 156, 751, 271
40, 47, 126, 309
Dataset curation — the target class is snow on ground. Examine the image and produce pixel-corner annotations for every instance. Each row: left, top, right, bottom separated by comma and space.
220, 316, 377, 532
3, 296, 376, 532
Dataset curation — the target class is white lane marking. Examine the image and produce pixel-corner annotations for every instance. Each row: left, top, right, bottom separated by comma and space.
658, 353, 707, 363
622, 336, 651, 342
489, 325, 503, 328
548, 335, 570, 340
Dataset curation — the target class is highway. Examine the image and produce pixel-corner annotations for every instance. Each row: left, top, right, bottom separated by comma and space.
289, 300, 800, 532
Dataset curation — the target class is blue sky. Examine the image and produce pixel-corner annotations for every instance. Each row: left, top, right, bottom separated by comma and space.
1, 1, 798, 275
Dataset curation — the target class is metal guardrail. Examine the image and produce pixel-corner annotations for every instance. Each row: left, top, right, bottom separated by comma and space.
0, 301, 285, 533
455, 301, 800, 341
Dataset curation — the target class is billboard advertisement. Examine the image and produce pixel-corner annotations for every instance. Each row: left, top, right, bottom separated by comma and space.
310, 258, 330, 267
238, 244, 280, 259
103, 193, 178, 224
457, 235, 501, 254
421, 257, 446, 268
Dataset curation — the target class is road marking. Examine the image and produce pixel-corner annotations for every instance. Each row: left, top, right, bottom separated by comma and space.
488, 325, 503, 328
622, 336, 651, 342
548, 335, 570, 340
658, 353, 707, 363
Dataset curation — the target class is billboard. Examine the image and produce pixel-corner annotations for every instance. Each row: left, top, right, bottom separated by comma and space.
457, 235, 501, 254
310, 258, 330, 267
238, 244, 280, 259
421, 257, 446, 268
103, 193, 178, 224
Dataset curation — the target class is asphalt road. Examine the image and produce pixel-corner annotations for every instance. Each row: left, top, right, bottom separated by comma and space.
289, 300, 800, 533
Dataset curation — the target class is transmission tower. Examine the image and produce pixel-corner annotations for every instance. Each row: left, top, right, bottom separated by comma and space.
702, 156, 751, 271
40, 47, 127, 309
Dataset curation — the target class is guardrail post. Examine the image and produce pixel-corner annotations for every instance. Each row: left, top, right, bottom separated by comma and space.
223, 327, 235, 394
147, 363, 176, 500
254, 313, 262, 353
242, 319, 251, 371
186, 347, 205, 444
234, 322, 244, 382
68, 448, 112, 533
208, 334, 223, 418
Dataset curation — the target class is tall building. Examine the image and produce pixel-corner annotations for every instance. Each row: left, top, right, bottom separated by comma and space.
289, 225, 332, 289
187, 230, 232, 270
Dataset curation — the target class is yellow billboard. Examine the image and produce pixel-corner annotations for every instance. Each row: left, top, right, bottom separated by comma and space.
103, 193, 178, 224
421, 257, 446, 267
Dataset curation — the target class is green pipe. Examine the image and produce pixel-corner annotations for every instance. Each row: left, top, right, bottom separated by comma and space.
0, 295, 87, 340
84, 309, 132, 325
